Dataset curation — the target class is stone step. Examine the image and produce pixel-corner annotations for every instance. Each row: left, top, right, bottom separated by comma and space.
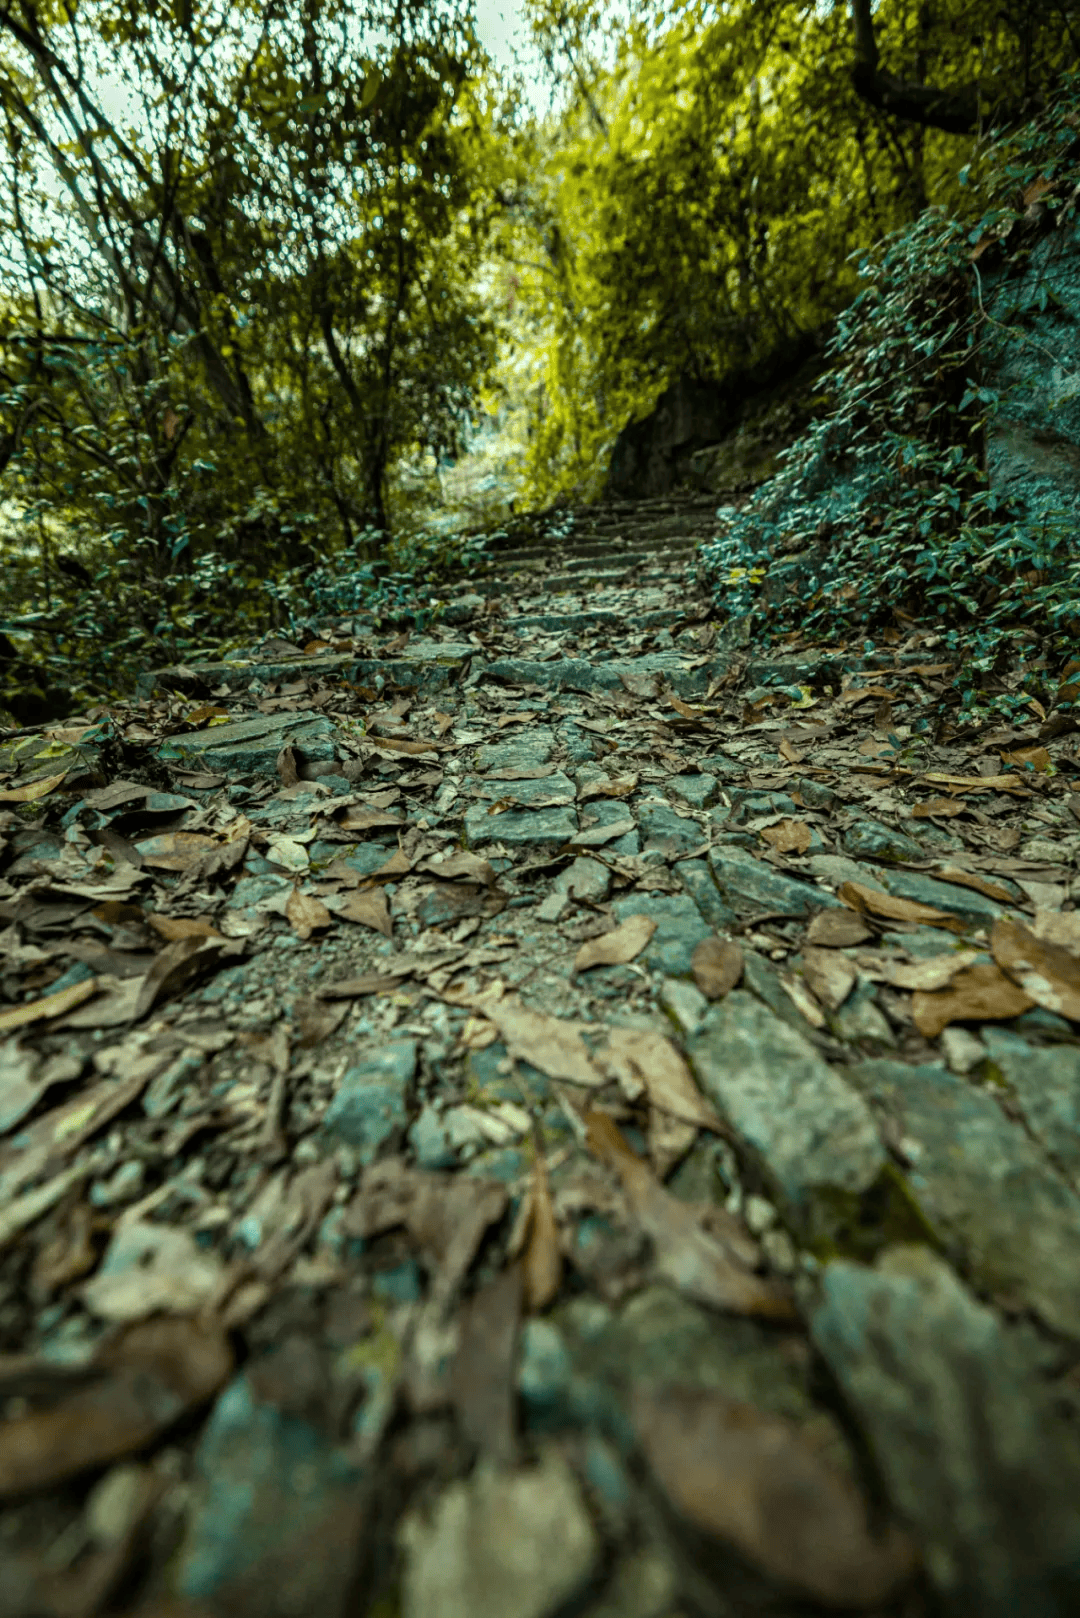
484, 542, 697, 574
499, 606, 682, 635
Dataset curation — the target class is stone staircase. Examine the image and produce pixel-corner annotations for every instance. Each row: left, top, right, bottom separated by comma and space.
139, 491, 732, 709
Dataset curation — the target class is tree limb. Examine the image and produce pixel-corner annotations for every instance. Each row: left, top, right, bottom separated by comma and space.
849, 0, 997, 135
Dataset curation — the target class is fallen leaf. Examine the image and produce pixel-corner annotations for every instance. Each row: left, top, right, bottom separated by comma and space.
632, 1386, 919, 1606
0, 770, 69, 804
800, 946, 857, 1011
521, 1152, 562, 1312
1033, 909, 1080, 956
780, 972, 827, 1026
778, 738, 803, 764
482, 997, 603, 1088
912, 962, 1034, 1038
451, 1265, 522, 1466
991, 916, 1080, 1021
1000, 745, 1052, 774
146, 914, 222, 943
760, 818, 812, 854
911, 797, 966, 819
0, 1317, 232, 1498
691, 937, 744, 999
586, 1112, 796, 1320
920, 772, 1031, 796
286, 885, 333, 940
132, 937, 226, 1021
806, 909, 872, 947
417, 851, 497, 886
597, 1028, 725, 1133
669, 695, 704, 720
577, 773, 639, 800
317, 966, 414, 997
567, 818, 637, 847
328, 887, 393, 936
335, 805, 405, 831
929, 866, 1017, 905
0, 976, 99, 1034
838, 881, 964, 934
882, 950, 980, 991
574, 914, 655, 972
276, 745, 300, 787
131, 832, 220, 870
367, 736, 436, 756
82, 1222, 225, 1321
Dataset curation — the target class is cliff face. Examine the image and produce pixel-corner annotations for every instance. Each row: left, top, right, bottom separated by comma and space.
604, 340, 827, 501
982, 224, 1080, 541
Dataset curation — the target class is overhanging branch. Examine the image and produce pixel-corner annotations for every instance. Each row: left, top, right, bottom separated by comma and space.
849, 0, 1002, 135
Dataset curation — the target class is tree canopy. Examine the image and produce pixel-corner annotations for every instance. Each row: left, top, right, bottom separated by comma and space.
1, 0, 1078, 709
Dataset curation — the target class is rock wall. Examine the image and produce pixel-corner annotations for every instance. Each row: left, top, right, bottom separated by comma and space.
983, 225, 1080, 538
604, 339, 826, 500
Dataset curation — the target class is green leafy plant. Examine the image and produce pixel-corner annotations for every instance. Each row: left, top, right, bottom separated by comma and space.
699, 67, 1080, 723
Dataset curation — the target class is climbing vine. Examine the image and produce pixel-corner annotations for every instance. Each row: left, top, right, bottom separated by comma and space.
699, 67, 1080, 723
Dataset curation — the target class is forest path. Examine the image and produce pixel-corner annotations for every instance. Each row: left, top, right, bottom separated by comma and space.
2, 493, 1080, 1615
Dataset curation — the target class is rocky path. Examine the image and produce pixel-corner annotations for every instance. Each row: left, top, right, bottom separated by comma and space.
2, 493, 1080, 1616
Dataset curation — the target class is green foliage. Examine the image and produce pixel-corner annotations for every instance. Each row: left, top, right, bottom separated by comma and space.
489, 0, 1079, 508
699, 66, 1080, 723
0, 0, 518, 718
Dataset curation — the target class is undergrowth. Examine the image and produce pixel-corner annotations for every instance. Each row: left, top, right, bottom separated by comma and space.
0, 521, 490, 728
699, 70, 1080, 726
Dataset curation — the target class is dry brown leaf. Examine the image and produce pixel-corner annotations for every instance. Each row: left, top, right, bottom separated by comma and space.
806, 909, 872, 947
521, 1152, 562, 1312
1033, 909, 1080, 956
417, 851, 497, 886
82, 1221, 225, 1321
597, 1027, 725, 1133
585, 1112, 797, 1320
482, 997, 603, 1088
132, 937, 226, 1022
991, 916, 1080, 1022
374, 846, 413, 877
130, 832, 220, 870
568, 818, 637, 847
1000, 745, 1052, 774
0, 976, 99, 1035
911, 797, 966, 819
912, 962, 1034, 1038
317, 966, 413, 998
920, 771, 1031, 796
276, 744, 300, 787
577, 773, 639, 800
779, 972, 827, 1027
648, 1108, 699, 1179
633, 1387, 919, 1606
838, 881, 964, 934
928, 866, 1017, 905
367, 735, 436, 756
0, 1317, 232, 1499
334, 805, 404, 831
574, 913, 655, 972
691, 937, 744, 999
882, 950, 979, 991
0, 770, 69, 804
760, 818, 812, 854
286, 886, 333, 940
329, 887, 393, 936
146, 914, 222, 943
669, 695, 704, 720
800, 946, 856, 1011
778, 738, 803, 764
